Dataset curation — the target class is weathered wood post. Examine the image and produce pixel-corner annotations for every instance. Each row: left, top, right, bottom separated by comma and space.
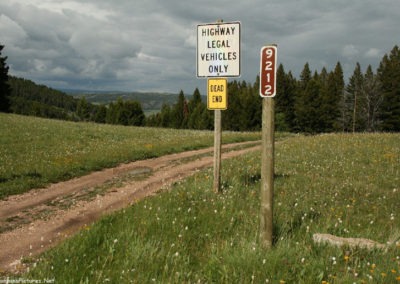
212, 19, 224, 193
259, 45, 277, 248
213, 109, 222, 193
260, 97, 275, 248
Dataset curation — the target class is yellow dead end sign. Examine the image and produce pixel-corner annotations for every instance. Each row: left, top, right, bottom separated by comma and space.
207, 78, 227, 110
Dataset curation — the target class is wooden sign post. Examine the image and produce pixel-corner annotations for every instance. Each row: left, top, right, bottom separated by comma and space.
259, 45, 277, 248
207, 78, 227, 193
260, 98, 275, 248
213, 109, 222, 192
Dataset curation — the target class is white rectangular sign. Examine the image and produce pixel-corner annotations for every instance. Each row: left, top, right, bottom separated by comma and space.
197, 21, 241, 78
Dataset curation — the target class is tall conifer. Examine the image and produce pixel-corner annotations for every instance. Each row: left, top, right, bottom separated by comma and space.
363, 65, 382, 131
173, 90, 186, 129
294, 63, 313, 132
323, 62, 344, 132
276, 64, 296, 131
346, 63, 364, 132
378, 45, 400, 131
0, 44, 11, 112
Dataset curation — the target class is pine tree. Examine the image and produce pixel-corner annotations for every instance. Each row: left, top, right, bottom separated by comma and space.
363, 65, 382, 131
377, 45, 400, 131
106, 102, 116, 124
346, 63, 364, 132
186, 88, 204, 129
332, 62, 345, 130
285, 71, 298, 130
275, 64, 296, 131
160, 103, 172, 127
236, 81, 248, 131
106, 98, 125, 125
123, 100, 145, 126
322, 62, 344, 132
0, 44, 11, 112
299, 62, 312, 90
275, 64, 288, 131
294, 63, 314, 132
251, 77, 262, 130
76, 97, 91, 121
188, 88, 202, 113
94, 104, 107, 123
173, 91, 186, 129
223, 80, 241, 131
249, 82, 262, 130
295, 76, 323, 133
188, 103, 206, 129
199, 105, 213, 130
318, 68, 330, 131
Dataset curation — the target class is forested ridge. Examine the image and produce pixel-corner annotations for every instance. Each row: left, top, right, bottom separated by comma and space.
6, 76, 146, 126
1, 43, 399, 132
8, 76, 79, 121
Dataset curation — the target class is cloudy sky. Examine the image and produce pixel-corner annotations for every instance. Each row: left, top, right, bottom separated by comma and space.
1, 0, 399, 95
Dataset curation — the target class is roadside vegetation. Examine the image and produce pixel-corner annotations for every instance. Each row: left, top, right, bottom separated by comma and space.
21, 133, 400, 283
0, 113, 260, 199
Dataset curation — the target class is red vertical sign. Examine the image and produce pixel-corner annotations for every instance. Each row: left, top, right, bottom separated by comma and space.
260, 45, 277, 97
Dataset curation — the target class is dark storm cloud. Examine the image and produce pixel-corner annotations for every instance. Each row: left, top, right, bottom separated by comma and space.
1, 0, 399, 93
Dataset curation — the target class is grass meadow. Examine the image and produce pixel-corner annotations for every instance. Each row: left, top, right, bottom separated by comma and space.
18, 132, 400, 283
0, 113, 260, 199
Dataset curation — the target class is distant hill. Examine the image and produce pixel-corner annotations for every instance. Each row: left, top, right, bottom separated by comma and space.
69, 91, 182, 114
8, 76, 80, 120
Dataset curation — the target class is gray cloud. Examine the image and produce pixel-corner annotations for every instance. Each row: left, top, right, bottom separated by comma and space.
1, 0, 399, 94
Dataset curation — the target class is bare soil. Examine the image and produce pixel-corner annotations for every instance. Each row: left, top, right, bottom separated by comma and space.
0, 141, 260, 273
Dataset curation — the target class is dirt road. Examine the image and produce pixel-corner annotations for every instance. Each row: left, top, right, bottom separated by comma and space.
0, 141, 260, 272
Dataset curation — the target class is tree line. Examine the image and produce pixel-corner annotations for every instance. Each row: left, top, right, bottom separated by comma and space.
1, 43, 399, 132
145, 80, 262, 131
284, 45, 400, 132
148, 45, 400, 133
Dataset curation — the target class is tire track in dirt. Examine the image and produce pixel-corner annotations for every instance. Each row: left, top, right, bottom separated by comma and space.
0, 141, 260, 272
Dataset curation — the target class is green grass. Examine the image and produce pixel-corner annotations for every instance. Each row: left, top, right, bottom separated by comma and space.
19, 133, 400, 283
0, 113, 260, 199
